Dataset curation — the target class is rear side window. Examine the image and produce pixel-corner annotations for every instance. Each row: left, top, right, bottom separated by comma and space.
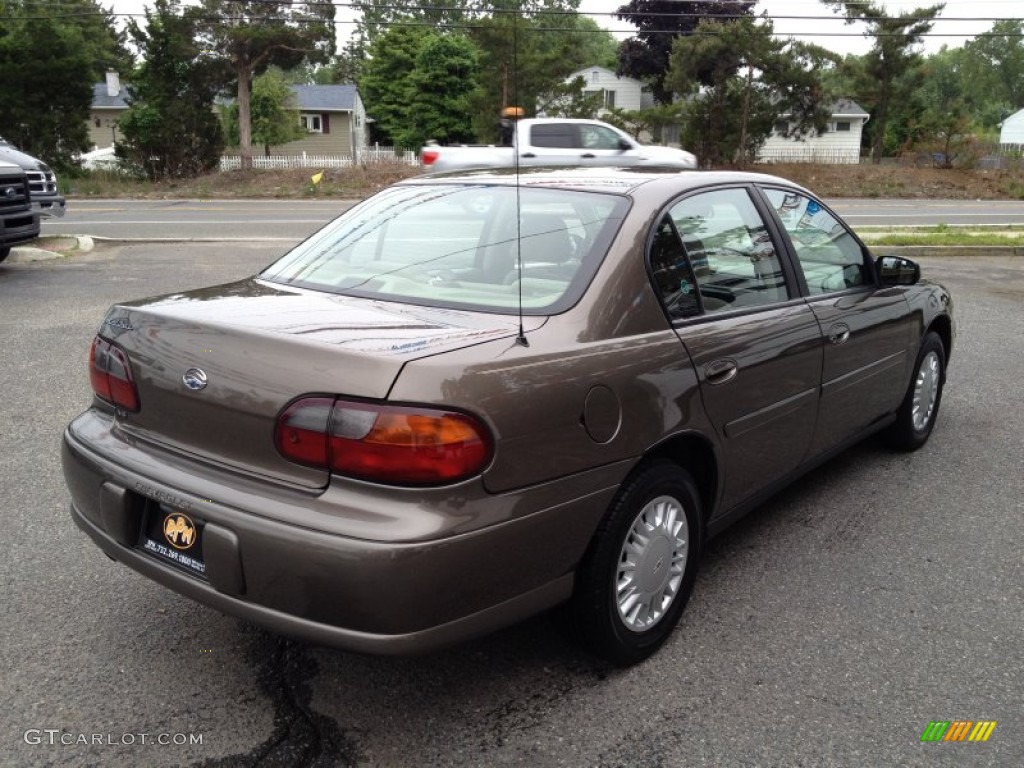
648, 215, 700, 320
666, 188, 789, 313
261, 184, 629, 315
530, 124, 575, 148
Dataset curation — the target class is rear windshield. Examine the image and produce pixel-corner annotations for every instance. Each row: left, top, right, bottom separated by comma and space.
260, 183, 629, 314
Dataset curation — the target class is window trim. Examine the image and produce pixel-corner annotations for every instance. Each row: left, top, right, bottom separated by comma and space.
300, 113, 323, 133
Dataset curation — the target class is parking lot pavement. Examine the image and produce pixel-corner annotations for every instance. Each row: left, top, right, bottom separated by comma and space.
1, 244, 1021, 766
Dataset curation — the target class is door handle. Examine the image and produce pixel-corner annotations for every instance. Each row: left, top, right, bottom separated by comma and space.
581, 153, 596, 159
705, 358, 738, 385
521, 153, 536, 158
828, 323, 851, 345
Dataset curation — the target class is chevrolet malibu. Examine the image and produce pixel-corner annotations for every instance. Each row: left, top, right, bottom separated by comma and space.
62, 168, 954, 665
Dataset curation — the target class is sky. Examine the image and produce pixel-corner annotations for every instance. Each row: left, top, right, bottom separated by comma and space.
101, 0, 1023, 59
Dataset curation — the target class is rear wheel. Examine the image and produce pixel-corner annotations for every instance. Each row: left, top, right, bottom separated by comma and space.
886, 331, 946, 451
572, 460, 703, 666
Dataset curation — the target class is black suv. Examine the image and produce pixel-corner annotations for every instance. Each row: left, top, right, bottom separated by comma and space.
0, 160, 41, 262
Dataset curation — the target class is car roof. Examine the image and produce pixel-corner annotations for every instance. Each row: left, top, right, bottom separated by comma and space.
399, 167, 809, 197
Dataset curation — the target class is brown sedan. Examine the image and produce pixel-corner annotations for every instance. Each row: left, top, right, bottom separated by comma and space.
62, 169, 954, 665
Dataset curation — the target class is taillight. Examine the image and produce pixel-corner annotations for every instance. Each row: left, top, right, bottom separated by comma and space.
421, 149, 439, 167
89, 336, 140, 412
274, 397, 332, 467
275, 397, 492, 486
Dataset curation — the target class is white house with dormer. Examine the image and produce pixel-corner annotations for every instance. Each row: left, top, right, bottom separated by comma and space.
758, 99, 870, 164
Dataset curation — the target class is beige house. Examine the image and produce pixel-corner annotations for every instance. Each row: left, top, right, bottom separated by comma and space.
265, 84, 368, 156
89, 73, 129, 149
88, 77, 369, 157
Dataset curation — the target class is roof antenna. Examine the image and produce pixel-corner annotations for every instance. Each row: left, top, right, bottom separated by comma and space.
512, 6, 529, 348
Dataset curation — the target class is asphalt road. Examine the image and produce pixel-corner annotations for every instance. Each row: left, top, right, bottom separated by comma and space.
40, 198, 1024, 242
1, 244, 1022, 767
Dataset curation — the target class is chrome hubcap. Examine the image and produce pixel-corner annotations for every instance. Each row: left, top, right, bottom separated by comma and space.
912, 351, 941, 431
616, 495, 689, 632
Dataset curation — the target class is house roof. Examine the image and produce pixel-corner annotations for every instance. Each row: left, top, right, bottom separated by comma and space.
1000, 107, 1024, 126
291, 84, 358, 112
566, 66, 643, 87
92, 83, 129, 109
832, 98, 869, 118
92, 82, 359, 112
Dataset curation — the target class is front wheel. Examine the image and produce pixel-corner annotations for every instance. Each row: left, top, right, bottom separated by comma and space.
572, 460, 703, 666
886, 331, 946, 451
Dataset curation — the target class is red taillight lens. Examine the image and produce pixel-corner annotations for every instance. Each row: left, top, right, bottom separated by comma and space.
275, 397, 492, 486
421, 150, 439, 166
89, 336, 140, 412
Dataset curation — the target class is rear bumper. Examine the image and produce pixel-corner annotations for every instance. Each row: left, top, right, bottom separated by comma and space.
62, 414, 625, 654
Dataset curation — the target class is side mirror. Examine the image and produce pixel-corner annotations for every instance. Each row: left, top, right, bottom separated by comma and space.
876, 255, 920, 286
618, 138, 633, 151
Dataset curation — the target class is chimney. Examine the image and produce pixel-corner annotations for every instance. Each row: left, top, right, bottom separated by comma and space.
105, 71, 120, 98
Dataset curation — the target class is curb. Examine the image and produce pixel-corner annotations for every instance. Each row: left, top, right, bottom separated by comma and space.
8, 235, 94, 263
866, 245, 1024, 258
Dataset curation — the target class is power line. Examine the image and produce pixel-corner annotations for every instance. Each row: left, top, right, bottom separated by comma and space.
2, 2, 1021, 37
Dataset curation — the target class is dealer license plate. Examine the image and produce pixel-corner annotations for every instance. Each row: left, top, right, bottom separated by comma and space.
138, 504, 207, 579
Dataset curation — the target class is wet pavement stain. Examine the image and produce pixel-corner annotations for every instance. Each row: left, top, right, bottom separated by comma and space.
194, 624, 360, 768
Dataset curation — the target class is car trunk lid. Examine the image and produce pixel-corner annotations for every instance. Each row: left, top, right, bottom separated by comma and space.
98, 278, 533, 489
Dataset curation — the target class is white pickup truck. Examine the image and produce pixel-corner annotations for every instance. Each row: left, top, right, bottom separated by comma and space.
420, 118, 698, 173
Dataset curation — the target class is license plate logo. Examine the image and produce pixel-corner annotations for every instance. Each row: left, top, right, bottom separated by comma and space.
163, 512, 198, 550
139, 506, 207, 578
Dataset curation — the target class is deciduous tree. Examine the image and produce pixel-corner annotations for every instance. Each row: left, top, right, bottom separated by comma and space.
615, 0, 756, 105
222, 69, 305, 156
963, 20, 1024, 113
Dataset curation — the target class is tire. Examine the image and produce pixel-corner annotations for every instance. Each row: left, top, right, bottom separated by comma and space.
886, 331, 946, 451
572, 460, 703, 666
0, 246, 10, 264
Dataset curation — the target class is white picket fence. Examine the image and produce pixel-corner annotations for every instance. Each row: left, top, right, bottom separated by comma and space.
219, 147, 419, 171
756, 147, 862, 165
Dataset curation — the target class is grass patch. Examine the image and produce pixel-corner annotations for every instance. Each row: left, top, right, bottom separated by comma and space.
61, 163, 422, 200
866, 232, 1024, 247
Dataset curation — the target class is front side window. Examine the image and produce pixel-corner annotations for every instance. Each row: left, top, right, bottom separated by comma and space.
261, 184, 629, 315
762, 188, 868, 295
666, 188, 789, 313
579, 124, 622, 150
